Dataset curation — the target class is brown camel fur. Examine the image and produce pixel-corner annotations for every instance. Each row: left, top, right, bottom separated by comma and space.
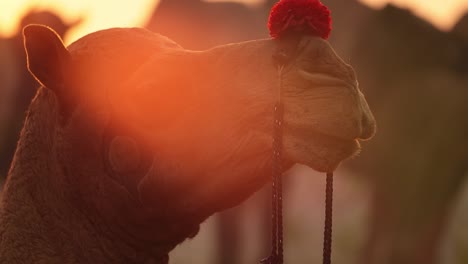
0, 25, 375, 263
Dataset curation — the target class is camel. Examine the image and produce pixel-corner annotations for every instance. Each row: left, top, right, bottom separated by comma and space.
0, 25, 375, 263
145, 0, 273, 49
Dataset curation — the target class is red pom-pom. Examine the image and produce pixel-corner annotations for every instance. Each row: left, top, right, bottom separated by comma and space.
268, 0, 332, 40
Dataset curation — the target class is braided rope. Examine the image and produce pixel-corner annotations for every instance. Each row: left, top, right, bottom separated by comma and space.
261, 67, 284, 264
273, 102, 284, 264
323, 172, 334, 264
262, 59, 335, 264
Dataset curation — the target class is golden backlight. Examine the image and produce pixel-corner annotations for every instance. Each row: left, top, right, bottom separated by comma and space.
0, 0, 467, 44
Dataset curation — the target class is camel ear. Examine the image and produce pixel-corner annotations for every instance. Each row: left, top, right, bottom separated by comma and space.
23, 24, 71, 91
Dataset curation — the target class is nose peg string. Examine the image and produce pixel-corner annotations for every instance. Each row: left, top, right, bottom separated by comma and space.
261, 65, 284, 264
323, 172, 334, 264
260, 65, 334, 264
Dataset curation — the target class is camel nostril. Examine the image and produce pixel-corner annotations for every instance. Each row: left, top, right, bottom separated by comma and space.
359, 113, 376, 140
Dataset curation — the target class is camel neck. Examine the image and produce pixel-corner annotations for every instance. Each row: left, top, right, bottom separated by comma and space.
0, 89, 171, 263
0, 167, 170, 264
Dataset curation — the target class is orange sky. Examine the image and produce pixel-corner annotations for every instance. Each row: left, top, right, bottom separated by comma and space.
0, 0, 467, 44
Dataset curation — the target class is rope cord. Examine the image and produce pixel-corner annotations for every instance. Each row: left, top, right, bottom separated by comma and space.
261, 102, 284, 264
323, 172, 334, 264
274, 67, 284, 264
262, 59, 335, 264
261, 66, 284, 264
273, 102, 284, 263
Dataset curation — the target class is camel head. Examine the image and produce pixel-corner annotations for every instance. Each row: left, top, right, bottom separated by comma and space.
20, 25, 375, 259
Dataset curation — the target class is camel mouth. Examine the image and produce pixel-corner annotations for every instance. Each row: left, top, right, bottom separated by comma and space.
285, 126, 361, 172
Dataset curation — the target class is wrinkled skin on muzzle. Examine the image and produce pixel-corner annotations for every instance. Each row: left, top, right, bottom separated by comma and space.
4, 25, 375, 262
114, 34, 376, 213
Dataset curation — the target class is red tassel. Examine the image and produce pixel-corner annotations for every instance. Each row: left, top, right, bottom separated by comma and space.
268, 0, 332, 40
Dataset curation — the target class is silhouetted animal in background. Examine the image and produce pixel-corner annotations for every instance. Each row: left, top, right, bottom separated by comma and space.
145, 0, 274, 50
348, 5, 468, 264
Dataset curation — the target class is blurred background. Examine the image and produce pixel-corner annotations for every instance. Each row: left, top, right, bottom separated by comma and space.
0, 0, 467, 263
